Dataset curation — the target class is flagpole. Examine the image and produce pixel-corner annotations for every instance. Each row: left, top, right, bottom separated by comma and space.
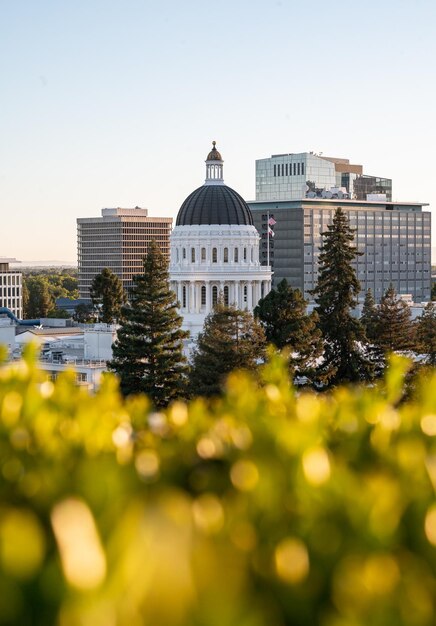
267, 210, 270, 268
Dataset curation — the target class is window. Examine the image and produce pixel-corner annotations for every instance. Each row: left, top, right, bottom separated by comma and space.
212, 286, 218, 306
224, 286, 229, 306
297, 163, 301, 175
243, 285, 247, 303
273, 164, 276, 177
243, 247, 247, 261
224, 247, 228, 263
234, 247, 239, 262
285, 163, 288, 176
201, 285, 206, 306
293, 163, 296, 175
212, 247, 217, 263
301, 162, 305, 175
201, 247, 206, 262
182, 248, 186, 260
191, 248, 195, 263
281, 164, 284, 176
182, 286, 186, 308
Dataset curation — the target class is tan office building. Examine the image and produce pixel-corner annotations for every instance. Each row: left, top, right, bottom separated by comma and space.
77, 207, 172, 299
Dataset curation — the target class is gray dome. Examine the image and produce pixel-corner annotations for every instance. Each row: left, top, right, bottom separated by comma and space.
176, 185, 254, 227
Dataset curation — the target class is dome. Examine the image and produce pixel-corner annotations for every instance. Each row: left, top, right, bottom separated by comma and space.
206, 141, 222, 161
176, 184, 254, 226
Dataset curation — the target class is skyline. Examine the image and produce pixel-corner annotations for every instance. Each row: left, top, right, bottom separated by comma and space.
1, 0, 435, 263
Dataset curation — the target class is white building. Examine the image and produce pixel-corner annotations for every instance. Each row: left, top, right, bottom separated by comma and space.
170, 143, 272, 337
0, 258, 23, 319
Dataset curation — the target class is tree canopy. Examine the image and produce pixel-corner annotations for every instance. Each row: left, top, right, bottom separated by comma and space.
90, 267, 126, 323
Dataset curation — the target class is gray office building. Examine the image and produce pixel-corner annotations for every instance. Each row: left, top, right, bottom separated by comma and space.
248, 199, 431, 303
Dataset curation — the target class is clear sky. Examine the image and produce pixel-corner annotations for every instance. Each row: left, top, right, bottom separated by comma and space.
1, 0, 435, 263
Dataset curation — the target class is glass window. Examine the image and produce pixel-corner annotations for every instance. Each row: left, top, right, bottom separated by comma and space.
182, 286, 186, 308
224, 286, 229, 306
234, 247, 239, 263
301, 162, 305, 175
191, 248, 195, 263
201, 247, 206, 262
293, 163, 296, 175
201, 285, 206, 306
243, 247, 247, 261
273, 164, 276, 177
243, 285, 247, 302
224, 247, 228, 263
182, 248, 186, 259
212, 248, 217, 263
297, 163, 301, 175
212, 286, 218, 306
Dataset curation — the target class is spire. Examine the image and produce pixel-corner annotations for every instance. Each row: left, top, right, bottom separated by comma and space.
205, 141, 224, 185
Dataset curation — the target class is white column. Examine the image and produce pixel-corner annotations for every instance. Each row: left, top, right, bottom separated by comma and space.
247, 281, 253, 310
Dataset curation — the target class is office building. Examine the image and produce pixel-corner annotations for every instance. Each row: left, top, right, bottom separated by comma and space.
255, 152, 392, 202
249, 198, 431, 303
0, 257, 23, 319
77, 207, 172, 299
170, 142, 272, 337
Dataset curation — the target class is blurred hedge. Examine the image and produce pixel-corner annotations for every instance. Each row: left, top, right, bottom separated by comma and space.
1, 345, 436, 625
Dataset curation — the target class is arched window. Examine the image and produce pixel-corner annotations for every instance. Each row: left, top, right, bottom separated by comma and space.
182, 285, 187, 308
243, 247, 247, 262
224, 285, 229, 306
201, 247, 206, 262
223, 247, 228, 263
212, 248, 217, 263
212, 286, 218, 306
243, 285, 247, 303
234, 247, 239, 263
201, 285, 206, 306
183, 248, 186, 260
191, 247, 195, 263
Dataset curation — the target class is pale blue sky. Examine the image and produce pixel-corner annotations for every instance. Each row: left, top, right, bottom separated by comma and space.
1, 0, 435, 263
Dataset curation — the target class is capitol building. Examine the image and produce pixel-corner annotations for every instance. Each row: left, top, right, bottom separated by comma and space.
170, 142, 272, 337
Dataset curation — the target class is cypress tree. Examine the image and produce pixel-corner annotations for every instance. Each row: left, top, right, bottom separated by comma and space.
109, 240, 189, 407
254, 278, 322, 380
189, 302, 266, 397
90, 268, 126, 323
375, 284, 415, 353
360, 288, 378, 342
312, 207, 373, 386
416, 301, 436, 365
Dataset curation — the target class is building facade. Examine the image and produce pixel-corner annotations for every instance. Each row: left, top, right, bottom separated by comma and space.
255, 152, 392, 202
170, 143, 272, 338
249, 199, 431, 303
77, 207, 172, 299
0, 258, 23, 319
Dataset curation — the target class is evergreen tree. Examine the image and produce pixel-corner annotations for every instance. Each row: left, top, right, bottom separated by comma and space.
109, 240, 189, 407
312, 207, 373, 386
254, 278, 322, 379
432, 282, 436, 301
375, 284, 415, 353
90, 268, 126, 323
416, 301, 436, 365
190, 302, 266, 397
360, 288, 378, 342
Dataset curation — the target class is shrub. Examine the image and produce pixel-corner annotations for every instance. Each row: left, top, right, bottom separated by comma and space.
1, 345, 436, 625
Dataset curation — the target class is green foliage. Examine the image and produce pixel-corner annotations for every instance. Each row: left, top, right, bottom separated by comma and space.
23, 271, 78, 319
2, 349, 436, 625
416, 301, 436, 365
190, 301, 266, 396
375, 284, 416, 353
109, 240, 188, 407
74, 302, 95, 323
254, 279, 322, 380
312, 207, 373, 385
431, 282, 436, 301
360, 288, 378, 342
24, 276, 52, 318
90, 268, 126, 323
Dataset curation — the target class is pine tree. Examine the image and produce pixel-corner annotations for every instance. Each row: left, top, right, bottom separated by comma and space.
109, 240, 189, 407
360, 288, 378, 342
90, 268, 126, 324
254, 278, 322, 379
416, 301, 436, 365
312, 207, 373, 386
375, 284, 415, 353
189, 302, 266, 397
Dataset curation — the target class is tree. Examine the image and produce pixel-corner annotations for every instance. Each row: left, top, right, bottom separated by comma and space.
109, 240, 188, 407
90, 268, 126, 324
74, 303, 95, 323
360, 288, 378, 342
312, 207, 373, 386
254, 279, 322, 380
416, 301, 436, 365
25, 276, 53, 318
190, 301, 266, 397
375, 284, 415, 353
431, 282, 436, 301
